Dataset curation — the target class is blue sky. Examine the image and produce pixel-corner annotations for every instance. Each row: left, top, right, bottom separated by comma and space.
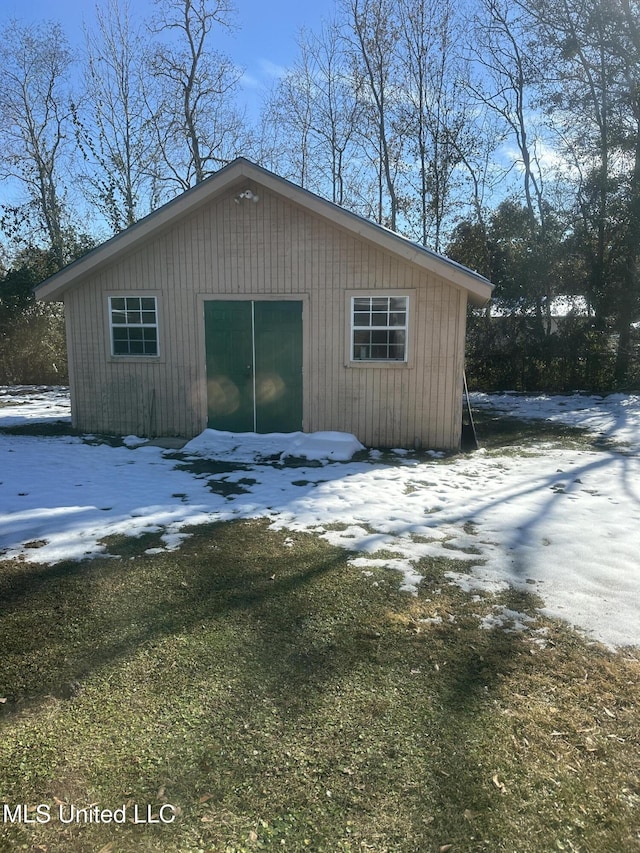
6, 0, 338, 113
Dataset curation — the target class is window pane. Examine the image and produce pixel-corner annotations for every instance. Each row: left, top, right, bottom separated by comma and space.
141, 311, 156, 324
126, 297, 141, 310
389, 311, 406, 326
354, 312, 370, 326
353, 328, 371, 360
371, 311, 389, 326
111, 310, 126, 325
353, 345, 370, 360
371, 297, 388, 311
144, 337, 158, 355
111, 297, 125, 311
353, 298, 371, 311
141, 297, 156, 311
390, 297, 407, 311
371, 345, 388, 359
354, 330, 371, 345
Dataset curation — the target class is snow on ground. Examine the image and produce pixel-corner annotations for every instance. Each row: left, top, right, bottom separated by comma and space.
471, 390, 640, 452
1, 387, 640, 650
0, 386, 71, 426
185, 428, 365, 462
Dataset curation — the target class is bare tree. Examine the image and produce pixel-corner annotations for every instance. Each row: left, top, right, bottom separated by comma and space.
467, 0, 557, 327
469, 0, 547, 230
302, 22, 365, 207
74, 0, 159, 232
147, 0, 246, 192
262, 21, 364, 207
343, 0, 404, 230
396, 0, 474, 249
0, 20, 77, 267
261, 38, 316, 189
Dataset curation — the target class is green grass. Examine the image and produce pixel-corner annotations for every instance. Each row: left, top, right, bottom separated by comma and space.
0, 517, 639, 853
1, 409, 639, 851
471, 409, 622, 454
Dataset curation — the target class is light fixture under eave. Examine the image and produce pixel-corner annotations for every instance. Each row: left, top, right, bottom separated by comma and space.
234, 188, 260, 204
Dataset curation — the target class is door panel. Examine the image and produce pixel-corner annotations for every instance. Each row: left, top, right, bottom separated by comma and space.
254, 301, 303, 433
204, 301, 254, 432
205, 300, 303, 434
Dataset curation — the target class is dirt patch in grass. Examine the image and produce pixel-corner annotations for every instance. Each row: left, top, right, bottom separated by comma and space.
0, 519, 638, 852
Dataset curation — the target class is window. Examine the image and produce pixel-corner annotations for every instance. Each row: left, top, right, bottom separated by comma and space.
351, 296, 408, 361
109, 296, 158, 356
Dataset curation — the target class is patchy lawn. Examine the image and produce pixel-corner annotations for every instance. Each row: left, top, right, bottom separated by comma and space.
0, 516, 638, 853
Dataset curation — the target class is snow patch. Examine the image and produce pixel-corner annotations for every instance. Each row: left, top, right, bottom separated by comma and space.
282, 431, 365, 462
183, 428, 364, 463
2, 387, 640, 649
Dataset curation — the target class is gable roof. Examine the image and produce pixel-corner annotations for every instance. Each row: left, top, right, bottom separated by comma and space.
35, 157, 493, 306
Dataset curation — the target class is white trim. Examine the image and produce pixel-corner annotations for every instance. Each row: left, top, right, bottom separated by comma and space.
347, 292, 412, 366
108, 295, 160, 358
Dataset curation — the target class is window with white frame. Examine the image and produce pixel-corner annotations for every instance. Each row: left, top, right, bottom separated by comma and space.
351, 295, 408, 361
109, 296, 158, 356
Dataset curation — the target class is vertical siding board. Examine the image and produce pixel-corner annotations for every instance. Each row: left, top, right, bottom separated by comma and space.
246, 202, 255, 292
308, 217, 318, 431
70, 291, 84, 429
147, 239, 160, 435
256, 197, 264, 293
262, 194, 272, 293
181, 219, 195, 432
440, 286, 452, 447
161, 239, 171, 434
444, 287, 458, 447
289, 205, 298, 296
281, 197, 289, 292
433, 282, 444, 446
426, 276, 437, 446
187, 213, 199, 435
408, 269, 421, 445
423, 279, 436, 447
90, 279, 105, 431
449, 287, 462, 446
251, 203, 261, 293
446, 288, 457, 448
337, 238, 350, 434
324, 220, 335, 430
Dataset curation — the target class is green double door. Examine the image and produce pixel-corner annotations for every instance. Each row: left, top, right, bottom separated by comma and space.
204, 300, 303, 433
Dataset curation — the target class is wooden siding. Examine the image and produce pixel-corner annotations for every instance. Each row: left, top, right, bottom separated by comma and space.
64, 183, 468, 448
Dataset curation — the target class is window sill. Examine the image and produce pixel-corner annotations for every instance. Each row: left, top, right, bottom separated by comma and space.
346, 359, 412, 369
108, 355, 165, 364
